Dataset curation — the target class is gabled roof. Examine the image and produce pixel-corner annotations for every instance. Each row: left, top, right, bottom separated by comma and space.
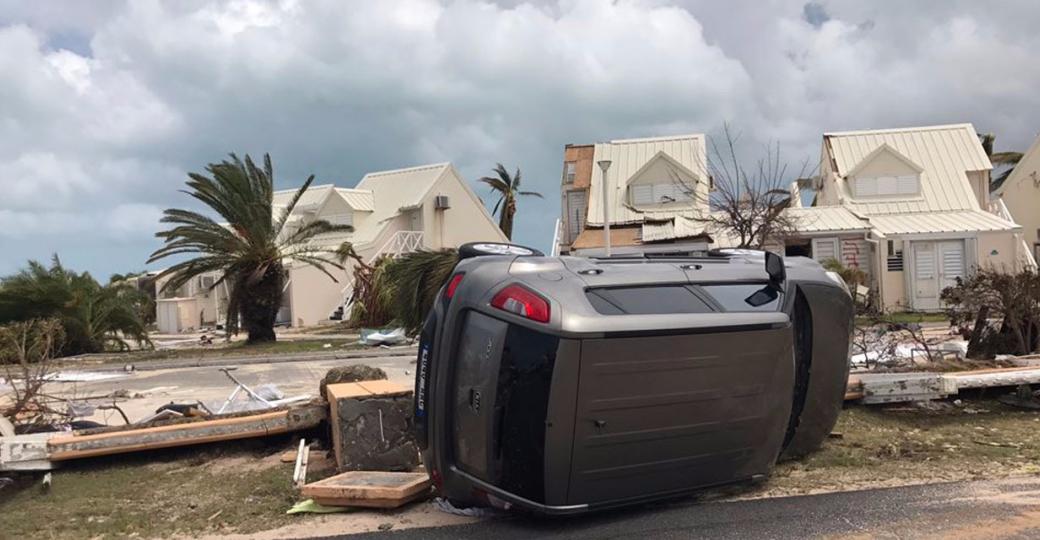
824, 123, 990, 215
845, 143, 923, 177
994, 133, 1040, 196
273, 184, 337, 212
587, 134, 708, 226
335, 188, 374, 211
355, 163, 451, 231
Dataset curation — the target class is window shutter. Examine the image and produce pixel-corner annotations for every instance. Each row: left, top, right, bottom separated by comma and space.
896, 175, 919, 194
854, 177, 878, 197
812, 238, 839, 263
630, 184, 654, 205
876, 176, 898, 194
941, 243, 964, 279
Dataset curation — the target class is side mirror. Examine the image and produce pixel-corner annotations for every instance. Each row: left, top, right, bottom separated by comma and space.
765, 251, 786, 292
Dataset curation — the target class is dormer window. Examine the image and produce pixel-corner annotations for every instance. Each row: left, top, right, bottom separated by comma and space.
630, 182, 692, 206
851, 174, 920, 198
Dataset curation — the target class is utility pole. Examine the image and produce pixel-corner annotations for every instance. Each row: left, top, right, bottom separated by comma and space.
598, 160, 612, 257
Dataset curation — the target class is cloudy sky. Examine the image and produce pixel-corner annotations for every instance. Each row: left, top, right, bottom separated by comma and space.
1, 0, 1038, 279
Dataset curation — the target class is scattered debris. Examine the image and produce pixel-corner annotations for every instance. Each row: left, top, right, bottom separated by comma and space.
207, 509, 224, 521
46, 403, 326, 461
292, 439, 310, 489
432, 497, 499, 517
997, 385, 1040, 410
359, 328, 407, 347
285, 498, 350, 515
41, 471, 52, 491
848, 366, 1040, 405
300, 470, 431, 509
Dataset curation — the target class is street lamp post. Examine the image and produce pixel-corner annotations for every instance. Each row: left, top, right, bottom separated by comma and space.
597, 160, 612, 257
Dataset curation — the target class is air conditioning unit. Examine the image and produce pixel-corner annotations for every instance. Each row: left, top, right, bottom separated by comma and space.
434, 195, 451, 210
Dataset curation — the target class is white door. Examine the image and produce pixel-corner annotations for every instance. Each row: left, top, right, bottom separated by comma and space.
911, 240, 965, 311
938, 241, 965, 290
912, 242, 939, 311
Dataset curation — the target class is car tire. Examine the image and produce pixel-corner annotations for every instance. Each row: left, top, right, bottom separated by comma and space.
457, 242, 543, 260
779, 286, 850, 460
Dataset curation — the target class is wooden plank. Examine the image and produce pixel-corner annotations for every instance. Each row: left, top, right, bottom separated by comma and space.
47, 404, 326, 461
326, 382, 374, 401
355, 380, 411, 397
301, 471, 430, 508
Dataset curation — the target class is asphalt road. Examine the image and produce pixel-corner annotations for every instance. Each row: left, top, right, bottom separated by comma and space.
337, 477, 1040, 539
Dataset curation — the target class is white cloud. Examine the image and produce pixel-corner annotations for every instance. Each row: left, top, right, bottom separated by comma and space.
1, 0, 1039, 278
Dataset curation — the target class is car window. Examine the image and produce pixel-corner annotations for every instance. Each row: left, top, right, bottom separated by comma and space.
701, 283, 782, 312
586, 285, 714, 315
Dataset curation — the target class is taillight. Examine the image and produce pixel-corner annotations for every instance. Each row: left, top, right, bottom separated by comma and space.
444, 273, 464, 300
491, 284, 550, 323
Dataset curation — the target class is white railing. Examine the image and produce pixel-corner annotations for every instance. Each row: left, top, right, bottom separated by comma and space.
550, 218, 562, 256
335, 230, 425, 314
988, 198, 1015, 222
988, 199, 1038, 270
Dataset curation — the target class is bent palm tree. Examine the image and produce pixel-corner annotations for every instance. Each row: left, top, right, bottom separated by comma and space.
0, 256, 151, 355
479, 163, 543, 240
979, 133, 1024, 191
149, 154, 354, 343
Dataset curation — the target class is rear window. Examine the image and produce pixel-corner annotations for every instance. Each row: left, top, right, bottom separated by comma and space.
701, 284, 782, 312
586, 285, 714, 315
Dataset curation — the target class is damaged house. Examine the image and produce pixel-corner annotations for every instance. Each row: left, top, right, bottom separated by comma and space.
791, 123, 1036, 311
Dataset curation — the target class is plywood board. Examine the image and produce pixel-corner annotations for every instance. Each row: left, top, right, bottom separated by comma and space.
47, 404, 326, 461
301, 471, 430, 508
326, 380, 411, 401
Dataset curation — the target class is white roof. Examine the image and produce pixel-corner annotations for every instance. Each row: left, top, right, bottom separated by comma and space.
824, 123, 991, 215
587, 134, 708, 226
273, 183, 336, 211
785, 206, 870, 233
335, 188, 374, 211
867, 210, 1019, 236
355, 163, 450, 235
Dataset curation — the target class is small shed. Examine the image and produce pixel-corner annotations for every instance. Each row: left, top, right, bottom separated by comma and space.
155, 297, 199, 334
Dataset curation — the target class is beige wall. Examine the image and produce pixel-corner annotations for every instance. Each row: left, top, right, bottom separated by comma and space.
1000, 148, 1040, 260
420, 169, 508, 249
976, 231, 1018, 272
156, 298, 199, 334
966, 170, 990, 208
288, 262, 352, 328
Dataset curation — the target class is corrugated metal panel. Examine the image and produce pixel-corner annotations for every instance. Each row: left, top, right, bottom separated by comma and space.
868, 210, 1020, 235
586, 135, 708, 226
336, 188, 374, 211
785, 207, 870, 233
823, 124, 991, 215
273, 184, 335, 209
640, 217, 707, 243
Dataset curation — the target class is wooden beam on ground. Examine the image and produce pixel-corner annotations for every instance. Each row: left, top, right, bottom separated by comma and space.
46, 403, 326, 461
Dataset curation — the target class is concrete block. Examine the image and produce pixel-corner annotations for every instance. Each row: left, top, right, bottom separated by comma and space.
327, 381, 419, 472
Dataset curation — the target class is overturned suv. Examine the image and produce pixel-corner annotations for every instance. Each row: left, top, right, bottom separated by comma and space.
414, 243, 853, 514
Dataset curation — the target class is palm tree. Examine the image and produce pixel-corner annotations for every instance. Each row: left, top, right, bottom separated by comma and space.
149, 154, 354, 343
979, 133, 1024, 191
0, 256, 151, 355
479, 163, 543, 240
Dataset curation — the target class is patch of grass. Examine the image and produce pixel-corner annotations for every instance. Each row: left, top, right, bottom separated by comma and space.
767, 400, 1040, 495
0, 438, 303, 539
856, 311, 950, 326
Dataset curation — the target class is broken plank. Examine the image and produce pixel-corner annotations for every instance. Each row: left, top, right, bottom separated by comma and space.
47, 404, 326, 461
301, 471, 431, 509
